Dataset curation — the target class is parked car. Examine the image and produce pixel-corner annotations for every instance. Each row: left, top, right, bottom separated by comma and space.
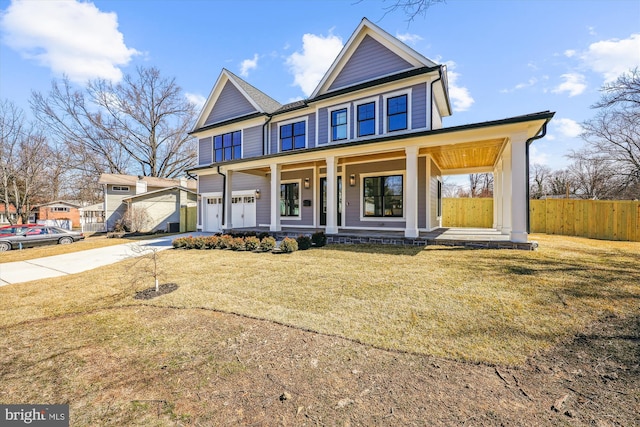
0, 226, 85, 251
0, 224, 39, 237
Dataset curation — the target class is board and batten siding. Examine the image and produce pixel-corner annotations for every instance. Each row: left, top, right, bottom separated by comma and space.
204, 81, 256, 126
328, 35, 413, 91
411, 83, 427, 130
198, 136, 212, 165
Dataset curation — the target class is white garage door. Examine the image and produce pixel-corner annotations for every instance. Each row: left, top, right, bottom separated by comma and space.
204, 196, 222, 232
232, 195, 256, 228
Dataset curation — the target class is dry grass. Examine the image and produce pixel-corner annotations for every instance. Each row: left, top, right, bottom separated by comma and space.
1, 234, 639, 425
1, 234, 638, 365
0, 233, 172, 263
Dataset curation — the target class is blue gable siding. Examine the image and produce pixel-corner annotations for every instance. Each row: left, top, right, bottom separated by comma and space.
242, 125, 263, 158
328, 35, 413, 91
205, 81, 257, 126
198, 137, 212, 165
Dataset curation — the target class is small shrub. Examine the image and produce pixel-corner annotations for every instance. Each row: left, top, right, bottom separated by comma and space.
204, 235, 219, 249
229, 237, 246, 251
279, 237, 298, 253
193, 237, 207, 249
257, 231, 271, 241
244, 236, 260, 251
219, 234, 233, 249
311, 231, 327, 247
260, 236, 276, 252
172, 237, 187, 248
296, 235, 312, 250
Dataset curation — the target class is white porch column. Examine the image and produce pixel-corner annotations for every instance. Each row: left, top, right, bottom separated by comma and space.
501, 143, 512, 235
425, 155, 432, 230
269, 163, 281, 232
405, 146, 419, 238
509, 133, 529, 242
223, 170, 233, 230
325, 156, 338, 234
494, 161, 503, 230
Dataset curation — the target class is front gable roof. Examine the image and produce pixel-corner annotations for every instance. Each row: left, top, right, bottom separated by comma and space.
194, 69, 281, 131
311, 18, 438, 98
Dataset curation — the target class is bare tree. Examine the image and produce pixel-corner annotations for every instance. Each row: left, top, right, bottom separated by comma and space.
0, 100, 52, 223
529, 164, 553, 199
547, 169, 575, 198
468, 173, 493, 197
380, 0, 447, 21
31, 66, 198, 181
567, 149, 622, 199
581, 68, 640, 198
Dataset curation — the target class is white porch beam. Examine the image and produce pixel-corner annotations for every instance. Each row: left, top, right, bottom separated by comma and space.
325, 156, 339, 234
495, 159, 503, 231
269, 163, 281, 232
223, 170, 233, 230
501, 144, 512, 235
405, 146, 419, 238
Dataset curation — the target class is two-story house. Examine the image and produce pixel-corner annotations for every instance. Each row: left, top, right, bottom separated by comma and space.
189, 18, 554, 244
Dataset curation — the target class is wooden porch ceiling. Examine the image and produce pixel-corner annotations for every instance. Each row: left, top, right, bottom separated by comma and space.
421, 138, 506, 171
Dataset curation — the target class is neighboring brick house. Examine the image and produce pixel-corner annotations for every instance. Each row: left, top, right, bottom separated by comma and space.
31, 201, 82, 228
0, 203, 18, 224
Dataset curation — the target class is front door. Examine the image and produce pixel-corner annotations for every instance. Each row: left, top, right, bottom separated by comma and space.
319, 176, 342, 227
204, 196, 222, 232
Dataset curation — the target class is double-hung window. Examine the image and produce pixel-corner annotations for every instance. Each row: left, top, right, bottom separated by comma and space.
363, 175, 403, 217
280, 121, 306, 151
387, 94, 408, 132
357, 102, 375, 137
331, 108, 347, 141
280, 182, 300, 217
214, 131, 241, 162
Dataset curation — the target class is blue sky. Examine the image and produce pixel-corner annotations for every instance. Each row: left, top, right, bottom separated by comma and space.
1, 0, 639, 173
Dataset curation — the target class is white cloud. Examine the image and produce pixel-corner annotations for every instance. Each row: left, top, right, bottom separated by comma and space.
552, 73, 587, 97
285, 32, 343, 96
529, 146, 549, 166
396, 32, 423, 45
0, 0, 138, 84
185, 93, 206, 110
581, 33, 640, 82
564, 49, 576, 58
239, 54, 259, 77
554, 118, 583, 138
444, 61, 474, 112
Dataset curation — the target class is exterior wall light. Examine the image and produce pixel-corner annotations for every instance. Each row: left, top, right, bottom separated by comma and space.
304, 177, 310, 189
349, 174, 356, 187
255, 189, 260, 199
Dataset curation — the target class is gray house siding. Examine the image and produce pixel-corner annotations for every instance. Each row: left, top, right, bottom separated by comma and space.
205, 81, 256, 126
411, 83, 427, 130
317, 107, 328, 145
198, 136, 212, 166
418, 156, 427, 229
328, 35, 413, 91
199, 174, 224, 194
429, 158, 442, 229
344, 159, 406, 229
105, 185, 135, 230
242, 125, 263, 158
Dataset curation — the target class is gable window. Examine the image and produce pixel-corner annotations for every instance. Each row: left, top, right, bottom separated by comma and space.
331, 108, 347, 141
280, 121, 306, 151
357, 102, 376, 137
363, 174, 403, 217
112, 186, 130, 192
51, 207, 70, 212
280, 182, 300, 217
387, 94, 408, 132
214, 131, 241, 162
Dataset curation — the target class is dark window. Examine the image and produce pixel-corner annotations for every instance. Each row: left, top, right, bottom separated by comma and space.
387, 94, 407, 132
437, 180, 442, 217
331, 108, 347, 141
280, 182, 300, 217
363, 175, 403, 217
280, 121, 306, 151
214, 131, 241, 162
357, 102, 375, 137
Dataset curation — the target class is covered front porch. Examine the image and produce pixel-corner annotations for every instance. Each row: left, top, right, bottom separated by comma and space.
226, 226, 538, 250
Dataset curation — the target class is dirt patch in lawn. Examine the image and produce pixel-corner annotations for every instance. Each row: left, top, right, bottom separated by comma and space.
133, 283, 178, 300
2, 305, 636, 426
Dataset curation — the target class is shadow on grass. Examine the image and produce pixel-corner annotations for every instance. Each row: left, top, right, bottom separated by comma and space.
324, 243, 471, 256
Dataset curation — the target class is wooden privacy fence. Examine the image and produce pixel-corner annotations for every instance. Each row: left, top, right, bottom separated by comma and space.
443, 198, 640, 242
180, 206, 197, 232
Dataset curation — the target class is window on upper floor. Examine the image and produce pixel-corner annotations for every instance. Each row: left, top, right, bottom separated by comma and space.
280, 182, 300, 217
51, 207, 70, 212
112, 186, 130, 192
280, 121, 306, 151
214, 131, 242, 162
387, 94, 408, 132
331, 108, 347, 141
357, 102, 376, 137
363, 174, 403, 218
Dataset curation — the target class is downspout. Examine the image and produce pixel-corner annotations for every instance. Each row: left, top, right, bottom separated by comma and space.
429, 66, 443, 130
217, 165, 226, 227
262, 114, 273, 156
525, 121, 548, 233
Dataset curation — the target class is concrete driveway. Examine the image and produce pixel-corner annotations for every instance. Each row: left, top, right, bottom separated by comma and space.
0, 233, 200, 286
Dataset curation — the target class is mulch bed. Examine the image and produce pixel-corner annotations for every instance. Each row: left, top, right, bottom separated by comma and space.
133, 283, 179, 300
